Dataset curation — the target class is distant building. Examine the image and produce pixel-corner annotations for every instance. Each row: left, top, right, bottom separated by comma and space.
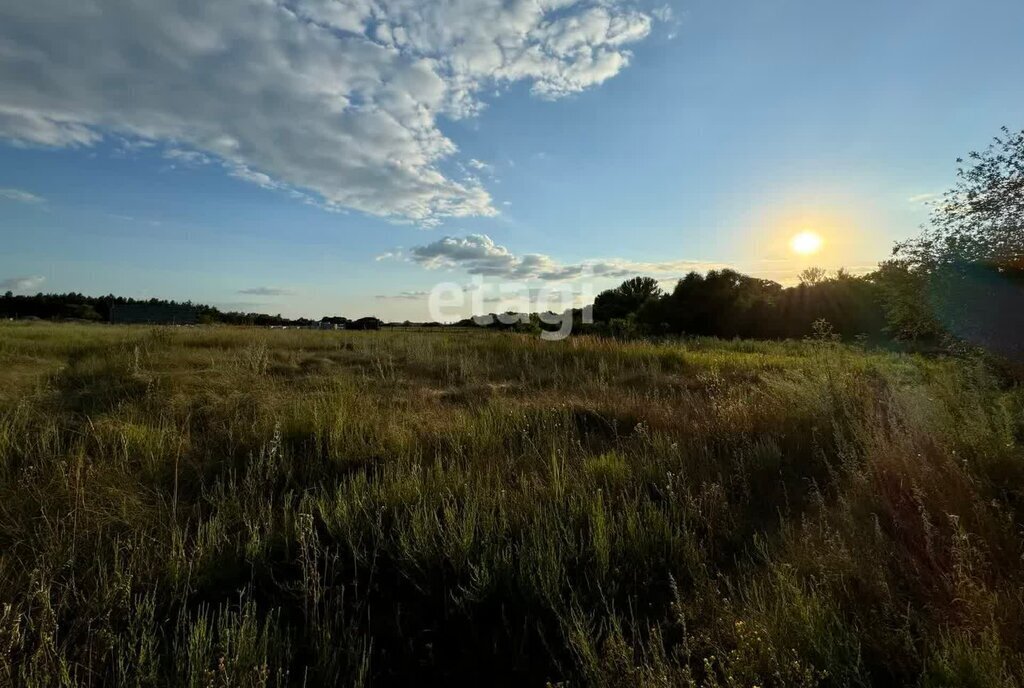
110, 304, 199, 325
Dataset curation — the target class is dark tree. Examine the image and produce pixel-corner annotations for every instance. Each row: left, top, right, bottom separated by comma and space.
798, 267, 828, 286
896, 127, 1023, 270
656, 269, 780, 338
882, 127, 1024, 359
591, 268, 885, 342
593, 276, 663, 322
617, 276, 663, 303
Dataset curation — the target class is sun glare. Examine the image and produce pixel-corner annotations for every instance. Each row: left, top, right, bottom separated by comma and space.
790, 231, 824, 256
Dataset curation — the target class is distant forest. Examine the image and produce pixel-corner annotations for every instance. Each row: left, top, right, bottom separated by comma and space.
0, 265, 892, 340
0, 291, 330, 328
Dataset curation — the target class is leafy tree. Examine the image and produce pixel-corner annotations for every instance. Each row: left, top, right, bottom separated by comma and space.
591, 268, 885, 342
882, 127, 1024, 359
775, 270, 886, 341
618, 276, 663, 302
657, 269, 780, 338
593, 276, 663, 321
895, 127, 1023, 269
63, 303, 102, 321
798, 267, 828, 286
875, 261, 942, 342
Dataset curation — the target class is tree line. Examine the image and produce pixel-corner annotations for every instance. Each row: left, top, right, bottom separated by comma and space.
0, 292, 321, 327
3, 127, 1020, 361
588, 268, 886, 341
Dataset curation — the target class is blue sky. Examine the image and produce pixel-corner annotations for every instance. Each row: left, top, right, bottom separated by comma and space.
2, 0, 1023, 320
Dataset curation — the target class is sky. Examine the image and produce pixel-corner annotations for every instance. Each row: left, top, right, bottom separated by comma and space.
1, 0, 1023, 321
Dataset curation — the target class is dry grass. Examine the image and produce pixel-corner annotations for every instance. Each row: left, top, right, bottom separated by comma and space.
1, 322, 1022, 686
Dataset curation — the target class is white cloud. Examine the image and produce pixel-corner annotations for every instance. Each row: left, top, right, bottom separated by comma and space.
402, 233, 723, 280
0, 107, 100, 147
229, 166, 278, 189
376, 290, 429, 300
650, 3, 681, 39
375, 249, 405, 261
908, 192, 940, 204
164, 148, 212, 167
1, 275, 46, 292
481, 284, 587, 304
0, 0, 653, 224
386, 235, 879, 291
0, 187, 44, 204
651, 5, 673, 23
238, 286, 293, 296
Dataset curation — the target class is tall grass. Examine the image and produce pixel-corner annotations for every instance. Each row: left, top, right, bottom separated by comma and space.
0, 322, 1021, 686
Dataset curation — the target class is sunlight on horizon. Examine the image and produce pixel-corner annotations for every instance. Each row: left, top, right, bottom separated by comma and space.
790, 231, 825, 256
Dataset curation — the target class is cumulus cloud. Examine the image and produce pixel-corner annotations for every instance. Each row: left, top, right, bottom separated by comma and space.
1, 275, 46, 292
400, 233, 723, 280
0, 187, 44, 204
0, 0, 653, 224
238, 286, 293, 296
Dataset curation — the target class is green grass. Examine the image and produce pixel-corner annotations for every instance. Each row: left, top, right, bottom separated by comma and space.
1, 322, 1022, 686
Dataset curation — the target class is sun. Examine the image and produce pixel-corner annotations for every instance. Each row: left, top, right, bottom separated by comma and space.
790, 231, 824, 256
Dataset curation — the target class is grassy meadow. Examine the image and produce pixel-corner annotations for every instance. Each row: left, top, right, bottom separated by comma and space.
1, 322, 1023, 686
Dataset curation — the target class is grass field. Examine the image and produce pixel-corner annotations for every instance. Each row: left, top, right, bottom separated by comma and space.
1, 322, 1022, 687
